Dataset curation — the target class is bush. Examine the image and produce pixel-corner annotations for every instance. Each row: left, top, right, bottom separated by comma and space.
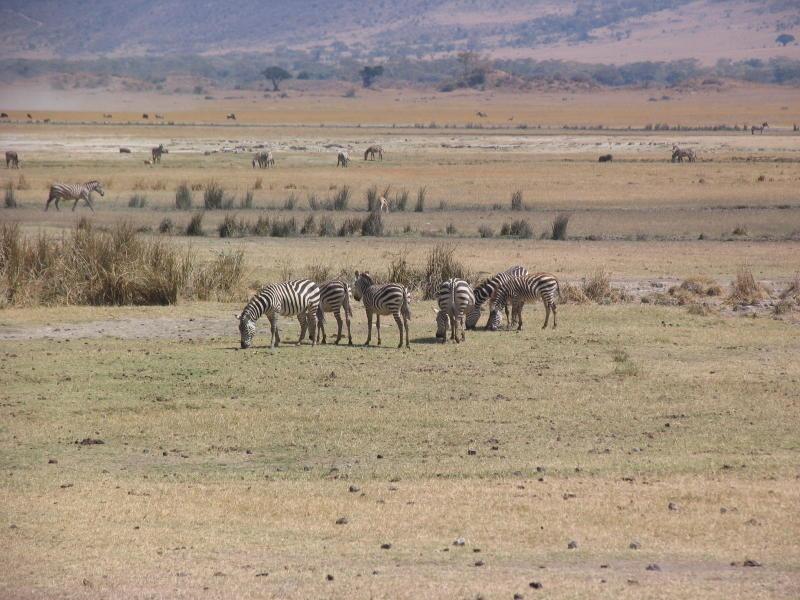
218, 214, 248, 238
500, 219, 533, 238
332, 185, 351, 211
361, 211, 384, 236
551, 213, 570, 240
175, 182, 192, 209
204, 180, 225, 209
270, 216, 297, 237
581, 267, 626, 303
414, 187, 426, 212
191, 250, 246, 301
366, 185, 380, 212
478, 224, 494, 238
240, 189, 254, 209
128, 194, 147, 208
728, 266, 770, 305
732, 225, 748, 236
4, 182, 17, 208
283, 193, 297, 210
186, 212, 205, 236
253, 177, 263, 190
446, 223, 458, 235
394, 189, 409, 211
318, 216, 335, 236
338, 217, 362, 237
301, 214, 317, 235
250, 215, 270, 236
421, 242, 473, 300
308, 193, 320, 210
511, 190, 524, 211
306, 262, 331, 283
158, 218, 175, 234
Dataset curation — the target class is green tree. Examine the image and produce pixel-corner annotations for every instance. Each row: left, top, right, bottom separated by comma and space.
262, 66, 292, 91
776, 34, 795, 47
359, 65, 384, 88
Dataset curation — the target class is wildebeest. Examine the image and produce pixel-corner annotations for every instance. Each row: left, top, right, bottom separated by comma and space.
0, 113, 9, 118
6, 151, 20, 168
151, 144, 168, 163
119, 147, 131, 154
364, 145, 383, 161
142, 113, 149, 119
337, 151, 350, 167
598, 154, 613, 162
227, 113, 236, 120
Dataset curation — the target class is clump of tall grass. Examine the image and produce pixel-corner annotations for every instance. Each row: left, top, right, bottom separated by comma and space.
421, 242, 473, 300
270, 216, 297, 237
414, 187, 426, 212
308, 193, 320, 210
581, 267, 628, 303
394, 188, 409, 211
204, 180, 225, 209
332, 185, 351, 210
551, 213, 570, 240
250, 215, 270, 236
478, 224, 494, 238
4, 182, 17, 208
128, 194, 147, 208
727, 266, 770, 305
361, 211, 384, 236
158, 218, 175, 234
305, 262, 331, 283
240, 189, 254, 209
446, 223, 458, 235
175, 182, 192, 209
218, 214, 248, 238
510, 190, 524, 211
283, 193, 297, 210
186, 212, 205, 236
253, 177, 263, 190
318, 216, 335, 236
301, 215, 317, 235
338, 217, 362, 237
366, 185, 380, 212
190, 250, 246, 301
500, 219, 533, 238
16, 175, 30, 190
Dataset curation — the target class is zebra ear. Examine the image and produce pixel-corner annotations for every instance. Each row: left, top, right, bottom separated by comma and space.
234, 312, 241, 321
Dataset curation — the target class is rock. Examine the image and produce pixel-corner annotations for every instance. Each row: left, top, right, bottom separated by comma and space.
453, 537, 466, 546
629, 541, 641, 550
335, 517, 349, 525
48, 458, 57, 464
529, 581, 543, 589
474, 560, 484, 567
380, 543, 392, 550
348, 485, 360, 493
467, 449, 477, 455
255, 572, 269, 577
326, 574, 334, 581
646, 564, 660, 571
78, 438, 104, 445
743, 559, 762, 567
668, 502, 679, 511
567, 540, 578, 549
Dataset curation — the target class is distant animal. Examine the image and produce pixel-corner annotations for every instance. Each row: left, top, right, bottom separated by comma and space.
142, 113, 149, 119
337, 151, 349, 167
151, 144, 167, 163
466, 266, 528, 330
315, 280, 353, 345
119, 147, 131, 153
103, 113, 113, 118
236, 279, 321, 349
598, 154, 613, 162
43, 118, 50, 123
364, 145, 383, 161
794, 124, 799, 132
671, 146, 696, 163
0, 113, 8, 118
26, 113, 32, 119
490, 273, 560, 330
227, 113, 236, 120
435, 278, 476, 343
155, 113, 164, 119
252, 151, 274, 168
6, 151, 20, 169
352, 271, 411, 348
751, 122, 768, 135
379, 196, 389, 213
45, 181, 104, 212
144, 159, 153, 165
476, 111, 488, 117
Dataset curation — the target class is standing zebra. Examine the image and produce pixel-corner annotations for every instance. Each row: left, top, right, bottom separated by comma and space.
316, 280, 353, 345
5, 151, 20, 168
466, 265, 528, 330
151, 144, 167, 163
364, 145, 383, 161
751, 122, 768, 135
237, 279, 320, 349
337, 151, 350, 167
44, 181, 104, 212
352, 271, 411, 348
435, 278, 475, 343
491, 273, 560, 330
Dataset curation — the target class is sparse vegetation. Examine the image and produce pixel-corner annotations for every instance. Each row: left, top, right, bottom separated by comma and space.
414, 187, 426, 212
478, 224, 494, 238
510, 190, 524, 211
361, 211, 384, 236
394, 189, 409, 211
338, 217, 362, 237
270, 216, 297, 237
551, 213, 571, 240
128, 194, 147, 208
301, 215, 317, 235
158, 218, 175, 234
4, 182, 17, 208
240, 189, 254, 209
175, 182, 192, 209
728, 266, 770, 306
203, 180, 225, 209
318, 216, 335, 236
332, 186, 351, 211
186, 212, 205, 236
500, 219, 533, 238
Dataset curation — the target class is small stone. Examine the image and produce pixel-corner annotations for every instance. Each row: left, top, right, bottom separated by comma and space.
600, 564, 609, 569
743, 559, 762, 567
529, 581, 543, 589
453, 537, 466, 546
380, 543, 392, 550
467, 449, 477, 455
255, 572, 269, 577
48, 458, 57, 464
646, 564, 660, 571
567, 540, 578, 549
668, 502, 679, 511
326, 574, 334, 581
629, 541, 641, 550
213, 571, 225, 577
514, 594, 524, 600
474, 560, 484, 567
335, 517, 348, 525
348, 485, 360, 493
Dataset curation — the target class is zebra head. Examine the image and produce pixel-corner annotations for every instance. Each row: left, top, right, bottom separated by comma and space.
465, 304, 482, 330
88, 181, 105, 196
352, 271, 373, 301
237, 311, 257, 349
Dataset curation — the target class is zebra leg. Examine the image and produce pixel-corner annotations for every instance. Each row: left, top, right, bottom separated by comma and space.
375, 314, 382, 345
364, 310, 373, 345
45, 194, 53, 211
297, 315, 308, 346
86, 194, 95, 213
333, 309, 343, 345
307, 311, 317, 347
449, 312, 458, 343
345, 311, 352, 346
551, 302, 557, 329
517, 308, 524, 331
269, 316, 278, 348
393, 313, 404, 349
542, 299, 550, 330
459, 313, 466, 342
72, 196, 80, 212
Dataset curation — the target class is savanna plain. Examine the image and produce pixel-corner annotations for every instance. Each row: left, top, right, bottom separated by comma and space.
1, 86, 800, 599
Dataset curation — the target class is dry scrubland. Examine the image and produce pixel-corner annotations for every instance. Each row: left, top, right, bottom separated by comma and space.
1, 88, 800, 598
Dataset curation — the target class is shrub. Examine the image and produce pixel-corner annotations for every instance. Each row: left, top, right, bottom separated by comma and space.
403, 223, 413, 234
4, 182, 17, 208
254, 177, 263, 190
218, 214, 248, 238
478, 224, 494, 238
439, 200, 448, 211
158, 218, 175, 234
669, 276, 723, 302
186, 212, 205, 236
308, 193, 320, 210
306, 262, 331, 283
150, 180, 166, 191
332, 185, 351, 211
421, 243, 473, 300
361, 211, 384, 236
581, 268, 627, 303
446, 223, 458, 235
500, 219, 533, 238
338, 217, 362, 237
551, 213, 570, 240
128, 194, 147, 208
191, 250, 246, 301
204, 180, 225, 209
394, 189, 409, 211
732, 225, 748, 236
559, 281, 588, 303
250, 215, 270, 236
240, 189, 254, 209
366, 185, 380, 212
270, 216, 297, 237
386, 250, 418, 290
301, 214, 317, 235
511, 190, 524, 211
414, 187, 426, 212
318, 216, 335, 236
175, 182, 192, 209
284, 193, 297, 210
728, 266, 770, 305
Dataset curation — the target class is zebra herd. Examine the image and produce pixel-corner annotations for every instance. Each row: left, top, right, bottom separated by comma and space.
235, 266, 559, 350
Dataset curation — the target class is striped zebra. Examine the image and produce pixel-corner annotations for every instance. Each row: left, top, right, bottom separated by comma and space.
316, 280, 353, 345
364, 145, 383, 161
435, 278, 475, 343
352, 271, 411, 348
252, 151, 275, 169
337, 151, 350, 167
151, 144, 167, 163
490, 273, 560, 330
237, 279, 321, 349
44, 181, 104, 212
671, 146, 696, 163
6, 151, 19, 169
751, 122, 768, 135
465, 265, 528, 330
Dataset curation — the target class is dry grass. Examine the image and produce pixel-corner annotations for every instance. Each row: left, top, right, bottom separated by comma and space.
581, 267, 625, 303
727, 266, 771, 306
668, 276, 723, 305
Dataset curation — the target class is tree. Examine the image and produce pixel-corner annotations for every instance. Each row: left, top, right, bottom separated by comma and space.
262, 66, 291, 91
360, 65, 384, 88
776, 34, 795, 47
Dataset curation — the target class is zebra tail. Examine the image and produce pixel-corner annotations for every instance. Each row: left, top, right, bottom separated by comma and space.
343, 286, 353, 318
402, 287, 411, 321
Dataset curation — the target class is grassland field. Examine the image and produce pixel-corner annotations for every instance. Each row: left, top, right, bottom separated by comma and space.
1, 86, 799, 598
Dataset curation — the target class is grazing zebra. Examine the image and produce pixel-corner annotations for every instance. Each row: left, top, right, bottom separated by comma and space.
352, 271, 411, 348
227, 113, 236, 120
364, 145, 383, 161
44, 181, 105, 212
671, 146, 695, 163
598, 154, 613, 162
751, 122, 768, 135
435, 278, 476, 343
6, 151, 20, 168
316, 280, 353, 345
155, 113, 164, 119
491, 273, 560, 330
237, 279, 321, 349
337, 151, 350, 167
252, 151, 275, 169
465, 265, 528, 330
151, 144, 167, 163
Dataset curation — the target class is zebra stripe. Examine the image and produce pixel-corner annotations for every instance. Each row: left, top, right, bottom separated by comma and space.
316, 280, 353, 345
151, 144, 167, 163
352, 271, 410, 348
237, 279, 321, 348
337, 151, 350, 167
45, 181, 104, 212
466, 265, 528, 330
435, 278, 475, 343
493, 273, 560, 330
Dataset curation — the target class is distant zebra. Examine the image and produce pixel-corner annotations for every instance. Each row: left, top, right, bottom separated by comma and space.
0, 113, 9, 118
435, 278, 475, 343
316, 280, 353, 345
671, 146, 695, 163
45, 181, 104, 212
598, 154, 613, 162
6, 151, 20, 169
151, 144, 167, 163
337, 151, 350, 167
237, 279, 321, 349
352, 271, 411, 348
491, 273, 560, 330
252, 151, 274, 168
155, 113, 165, 119
227, 113, 237, 120
364, 145, 383, 161
751, 122, 768, 135
466, 265, 528, 330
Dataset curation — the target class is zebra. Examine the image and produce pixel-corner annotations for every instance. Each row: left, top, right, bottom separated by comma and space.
352, 271, 411, 348
364, 145, 383, 161
151, 144, 167, 163
252, 151, 275, 169
435, 278, 475, 343
6, 151, 20, 168
490, 273, 560, 331
465, 265, 528, 330
671, 146, 695, 163
44, 181, 104, 212
237, 279, 320, 349
598, 154, 613, 162
315, 280, 353, 345
337, 151, 350, 167
751, 122, 768, 135
227, 113, 236, 120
